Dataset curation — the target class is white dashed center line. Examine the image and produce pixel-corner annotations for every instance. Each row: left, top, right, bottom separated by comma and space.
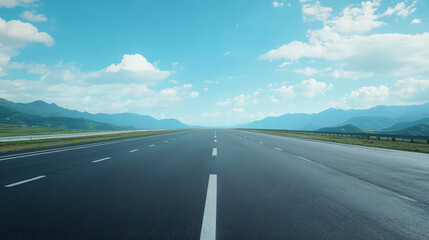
259, 142, 263, 144
212, 148, 217, 156
4, 175, 46, 188
129, 149, 138, 153
92, 157, 111, 163
148, 144, 156, 147
200, 174, 217, 240
164, 141, 168, 143
214, 139, 217, 143
275, 148, 282, 151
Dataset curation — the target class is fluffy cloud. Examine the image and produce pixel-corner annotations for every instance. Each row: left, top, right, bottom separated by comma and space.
0, 17, 53, 66
189, 91, 199, 98
293, 67, 319, 76
336, 78, 429, 109
260, 1, 427, 78
0, 0, 38, 8
297, 78, 332, 97
20, 10, 47, 22
272, 2, 283, 8
411, 18, 421, 24
217, 98, 231, 106
90, 54, 171, 84
270, 78, 332, 99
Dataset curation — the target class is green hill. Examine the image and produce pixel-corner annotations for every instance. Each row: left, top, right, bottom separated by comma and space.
384, 124, 429, 136
317, 124, 365, 133
0, 106, 132, 131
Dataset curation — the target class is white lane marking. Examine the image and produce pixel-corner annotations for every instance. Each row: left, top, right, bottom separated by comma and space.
259, 141, 263, 144
4, 175, 46, 188
212, 148, 217, 156
214, 140, 217, 143
200, 174, 217, 240
129, 149, 139, 153
164, 140, 168, 143
0, 131, 188, 162
214, 136, 216, 138
297, 156, 314, 163
148, 144, 156, 147
275, 148, 282, 151
251, 138, 255, 141
92, 157, 111, 163
398, 194, 417, 202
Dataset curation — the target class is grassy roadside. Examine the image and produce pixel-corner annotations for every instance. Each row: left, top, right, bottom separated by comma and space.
0, 124, 97, 137
0, 129, 188, 153
238, 129, 429, 154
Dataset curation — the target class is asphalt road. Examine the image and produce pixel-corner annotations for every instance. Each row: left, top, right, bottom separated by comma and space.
1, 129, 429, 239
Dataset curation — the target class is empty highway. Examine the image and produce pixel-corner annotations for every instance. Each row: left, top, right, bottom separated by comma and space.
1, 129, 429, 239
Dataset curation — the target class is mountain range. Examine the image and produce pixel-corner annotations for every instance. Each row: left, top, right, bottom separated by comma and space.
0, 98, 189, 130
243, 102, 429, 132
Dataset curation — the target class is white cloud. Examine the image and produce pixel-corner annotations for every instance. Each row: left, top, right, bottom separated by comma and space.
296, 78, 332, 97
233, 107, 244, 113
168, 79, 178, 84
293, 67, 319, 76
217, 98, 231, 106
335, 78, 429, 109
0, 17, 53, 69
203, 88, 208, 91
331, 68, 374, 80
383, 1, 417, 18
182, 83, 192, 89
161, 88, 177, 96
278, 61, 292, 68
411, 18, 421, 24
261, 1, 426, 77
270, 95, 280, 103
0, 0, 38, 8
93, 54, 171, 84
20, 10, 46, 22
271, 85, 295, 99
189, 91, 199, 98
232, 94, 251, 106
302, 1, 332, 22
272, 2, 283, 8
224, 51, 231, 55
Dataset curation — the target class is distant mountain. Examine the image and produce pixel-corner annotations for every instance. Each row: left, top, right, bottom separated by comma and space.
0, 98, 189, 130
384, 118, 429, 131
317, 124, 365, 133
244, 102, 429, 131
385, 124, 429, 136
0, 106, 131, 131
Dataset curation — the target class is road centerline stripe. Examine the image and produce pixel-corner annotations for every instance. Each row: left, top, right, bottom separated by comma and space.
214, 139, 217, 143
5, 175, 46, 188
129, 149, 138, 153
259, 141, 263, 144
148, 144, 156, 147
92, 157, 111, 163
164, 140, 168, 143
275, 148, 282, 151
200, 174, 217, 240
212, 148, 217, 156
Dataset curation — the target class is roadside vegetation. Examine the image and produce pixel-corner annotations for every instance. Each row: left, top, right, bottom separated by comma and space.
239, 129, 429, 154
0, 129, 187, 153
0, 124, 94, 137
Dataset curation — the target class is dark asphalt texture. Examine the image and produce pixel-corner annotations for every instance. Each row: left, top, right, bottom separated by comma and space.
0, 129, 428, 239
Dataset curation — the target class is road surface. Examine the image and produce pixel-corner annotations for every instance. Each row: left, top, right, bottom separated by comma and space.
1, 129, 428, 239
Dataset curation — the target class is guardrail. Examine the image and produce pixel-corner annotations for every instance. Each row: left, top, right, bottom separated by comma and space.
252, 129, 429, 144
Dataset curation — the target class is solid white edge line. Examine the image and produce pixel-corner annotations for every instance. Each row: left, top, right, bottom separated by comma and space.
212, 148, 217, 156
275, 148, 282, 151
92, 157, 111, 163
148, 144, 156, 147
200, 174, 217, 240
0, 131, 188, 162
5, 175, 46, 188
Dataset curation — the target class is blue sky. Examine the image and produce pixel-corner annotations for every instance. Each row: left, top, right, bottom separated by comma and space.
0, 0, 428, 126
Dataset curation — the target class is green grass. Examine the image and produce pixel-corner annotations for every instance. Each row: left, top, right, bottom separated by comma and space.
0, 124, 94, 137
238, 129, 429, 154
0, 129, 188, 153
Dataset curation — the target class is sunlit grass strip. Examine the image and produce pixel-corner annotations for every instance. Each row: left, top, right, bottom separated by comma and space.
237, 129, 429, 154
0, 129, 190, 153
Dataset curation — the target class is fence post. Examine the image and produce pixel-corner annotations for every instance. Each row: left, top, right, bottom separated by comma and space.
427, 139, 429, 144
411, 138, 413, 143
392, 137, 395, 142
